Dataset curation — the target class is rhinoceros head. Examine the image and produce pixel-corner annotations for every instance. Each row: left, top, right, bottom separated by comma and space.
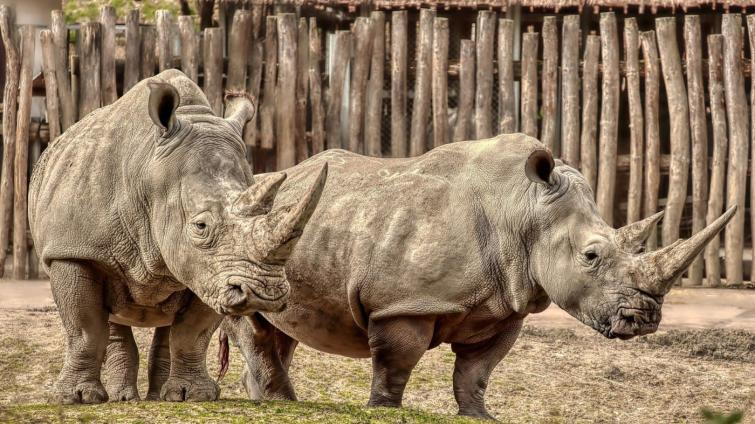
144, 82, 326, 315
524, 148, 735, 339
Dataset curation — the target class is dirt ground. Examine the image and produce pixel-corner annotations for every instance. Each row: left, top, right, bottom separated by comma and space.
0, 304, 752, 423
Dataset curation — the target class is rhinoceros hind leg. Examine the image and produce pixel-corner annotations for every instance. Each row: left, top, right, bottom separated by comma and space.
146, 326, 171, 400
451, 318, 523, 420
366, 316, 435, 408
160, 296, 222, 402
49, 261, 110, 404
104, 323, 140, 401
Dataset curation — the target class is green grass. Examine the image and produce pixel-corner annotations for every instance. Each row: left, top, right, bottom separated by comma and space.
64, 0, 182, 23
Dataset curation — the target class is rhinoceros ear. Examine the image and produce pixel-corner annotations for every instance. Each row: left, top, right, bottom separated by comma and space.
525, 149, 555, 186
148, 82, 180, 135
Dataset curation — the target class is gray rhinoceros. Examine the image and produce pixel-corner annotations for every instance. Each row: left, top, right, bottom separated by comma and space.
214, 133, 736, 419
29, 69, 327, 404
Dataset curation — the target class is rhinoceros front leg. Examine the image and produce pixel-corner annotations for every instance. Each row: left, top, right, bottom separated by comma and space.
49, 261, 110, 404
160, 296, 223, 402
103, 323, 140, 401
451, 318, 523, 420
146, 326, 171, 400
367, 316, 435, 408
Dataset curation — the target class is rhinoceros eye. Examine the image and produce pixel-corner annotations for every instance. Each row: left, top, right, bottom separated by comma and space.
194, 221, 207, 231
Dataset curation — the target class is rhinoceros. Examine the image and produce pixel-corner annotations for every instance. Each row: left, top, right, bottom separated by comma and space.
29, 69, 327, 404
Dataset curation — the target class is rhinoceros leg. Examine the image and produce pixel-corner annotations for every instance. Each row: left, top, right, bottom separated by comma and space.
221, 314, 298, 401
146, 326, 171, 400
103, 323, 140, 401
451, 318, 523, 419
366, 316, 435, 408
49, 261, 110, 404
160, 296, 223, 402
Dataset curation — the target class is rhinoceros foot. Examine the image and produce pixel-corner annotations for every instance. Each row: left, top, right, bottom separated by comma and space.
160, 376, 220, 402
56, 380, 109, 404
106, 384, 140, 402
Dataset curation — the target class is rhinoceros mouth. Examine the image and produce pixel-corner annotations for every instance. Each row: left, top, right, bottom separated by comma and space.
606, 307, 661, 340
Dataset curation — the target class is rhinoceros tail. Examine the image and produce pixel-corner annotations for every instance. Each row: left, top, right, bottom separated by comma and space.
217, 330, 229, 382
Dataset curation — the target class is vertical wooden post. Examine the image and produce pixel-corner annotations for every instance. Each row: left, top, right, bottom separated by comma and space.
100, 5, 117, 105
308, 19, 325, 155
326, 31, 351, 150
432, 17, 449, 148
684, 15, 708, 286
657, 17, 690, 259
625, 18, 643, 225
140, 26, 157, 79
227, 9, 251, 92
124, 9, 141, 92
260, 16, 278, 151
474, 11, 495, 140
454, 39, 475, 142
580, 33, 600, 192
348, 17, 374, 154
642, 31, 661, 250
561, 15, 580, 167
40, 30, 61, 141
79, 22, 101, 119
747, 15, 755, 284
520, 28, 538, 138
178, 15, 198, 83
390, 11, 407, 157
0, 6, 18, 277
276, 13, 297, 170
204, 27, 224, 116
705, 34, 727, 287
51, 10, 74, 130
540, 16, 558, 154
244, 41, 263, 152
498, 19, 515, 134
410, 9, 434, 156
596, 12, 619, 226
295, 18, 309, 162
13, 25, 34, 279
365, 11, 385, 157
156, 10, 174, 72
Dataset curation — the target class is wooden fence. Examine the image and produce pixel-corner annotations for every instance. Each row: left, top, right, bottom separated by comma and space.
1, 4, 754, 287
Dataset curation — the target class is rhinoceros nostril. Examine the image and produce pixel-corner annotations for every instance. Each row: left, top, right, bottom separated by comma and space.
224, 284, 247, 307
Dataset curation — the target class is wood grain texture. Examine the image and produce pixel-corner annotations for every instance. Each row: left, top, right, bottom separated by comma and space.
596, 12, 619, 226
580, 34, 599, 192
124, 9, 141, 92
560, 15, 580, 167
203, 27, 224, 116
309, 19, 325, 155
0, 5, 19, 277
624, 18, 643, 225
156, 10, 174, 72
296, 17, 309, 162
365, 12, 385, 157
454, 39, 475, 142
390, 11, 407, 157
520, 29, 538, 138
432, 17, 449, 148
260, 16, 278, 150
100, 6, 117, 105
540, 16, 558, 154
348, 17, 374, 154
178, 15, 198, 83
140, 26, 157, 79
276, 13, 297, 170
51, 10, 75, 130
410, 9, 434, 156
641, 30, 661, 251
474, 11, 495, 139
40, 30, 61, 141
78, 22, 101, 119
326, 30, 351, 150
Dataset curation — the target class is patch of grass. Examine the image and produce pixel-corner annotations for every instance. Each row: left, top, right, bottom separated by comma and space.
64, 0, 181, 24
638, 329, 755, 363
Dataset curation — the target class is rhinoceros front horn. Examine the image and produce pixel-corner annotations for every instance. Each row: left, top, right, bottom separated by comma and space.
615, 210, 664, 252
640, 205, 737, 293
223, 91, 256, 135
254, 163, 328, 263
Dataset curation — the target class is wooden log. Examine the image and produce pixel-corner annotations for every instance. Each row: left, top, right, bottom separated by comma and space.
520, 29, 538, 138
657, 17, 690, 257
642, 30, 661, 250
13, 25, 34, 279
409, 9, 434, 157
326, 30, 351, 150
243, 40, 263, 151
365, 11, 385, 157
276, 13, 297, 170
454, 39, 475, 142
203, 27, 224, 116
580, 34, 600, 192
540, 16, 558, 154
227, 9, 251, 92
156, 10, 174, 72
474, 10, 495, 140
100, 5, 117, 105
748, 15, 755, 284
79, 22, 101, 119
140, 26, 157, 79
219, 0, 241, 54
432, 17, 449, 148
250, 4, 264, 39
684, 15, 708, 286
390, 11, 407, 157
625, 18, 643, 225
260, 16, 277, 150
0, 6, 19, 278
52, 10, 74, 130
596, 12, 619, 226
348, 17, 374, 154
40, 30, 61, 141
560, 15, 580, 167
178, 15, 198, 83
705, 34, 727, 287
295, 18, 309, 162
498, 19, 515, 134
124, 9, 141, 92
308, 19, 325, 155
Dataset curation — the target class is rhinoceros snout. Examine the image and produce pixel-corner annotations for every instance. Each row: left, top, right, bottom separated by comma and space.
607, 307, 661, 340
218, 277, 289, 315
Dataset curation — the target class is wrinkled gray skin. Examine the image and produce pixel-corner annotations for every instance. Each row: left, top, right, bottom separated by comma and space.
29, 69, 327, 404
119, 133, 734, 417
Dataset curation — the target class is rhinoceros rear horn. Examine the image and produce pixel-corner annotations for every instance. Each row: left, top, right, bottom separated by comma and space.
525, 149, 555, 186
255, 163, 328, 262
147, 82, 180, 135
234, 172, 287, 217
616, 210, 664, 252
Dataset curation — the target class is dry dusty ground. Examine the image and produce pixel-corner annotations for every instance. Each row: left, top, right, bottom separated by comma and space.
0, 307, 752, 423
